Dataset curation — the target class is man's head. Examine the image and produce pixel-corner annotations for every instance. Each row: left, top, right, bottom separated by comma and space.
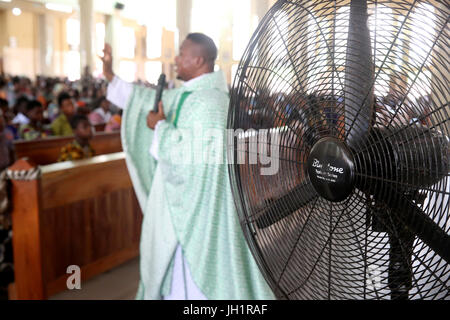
70, 114, 93, 142
26, 100, 44, 124
0, 98, 8, 114
0, 98, 13, 125
58, 91, 75, 118
0, 78, 6, 90
97, 96, 110, 113
14, 96, 30, 115
12, 76, 20, 90
0, 109, 5, 132
175, 33, 218, 81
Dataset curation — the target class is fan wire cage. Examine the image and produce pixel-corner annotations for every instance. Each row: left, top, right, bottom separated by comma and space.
228, 0, 449, 300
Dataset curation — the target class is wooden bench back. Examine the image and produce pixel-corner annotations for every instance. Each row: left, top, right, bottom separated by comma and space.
8, 153, 142, 299
13, 131, 122, 165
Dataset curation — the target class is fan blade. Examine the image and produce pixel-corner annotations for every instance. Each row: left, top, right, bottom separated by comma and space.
287, 97, 323, 147
356, 126, 449, 190
377, 184, 450, 264
254, 182, 318, 229
345, 0, 374, 150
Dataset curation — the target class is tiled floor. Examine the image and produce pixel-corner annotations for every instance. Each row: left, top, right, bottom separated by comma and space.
50, 257, 140, 300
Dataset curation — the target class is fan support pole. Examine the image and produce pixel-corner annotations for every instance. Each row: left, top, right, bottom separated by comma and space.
369, 197, 421, 300
387, 229, 414, 300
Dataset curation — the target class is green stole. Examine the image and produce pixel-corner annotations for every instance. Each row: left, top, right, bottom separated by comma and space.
173, 92, 192, 127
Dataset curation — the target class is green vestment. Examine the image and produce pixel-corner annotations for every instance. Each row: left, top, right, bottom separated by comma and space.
121, 71, 275, 300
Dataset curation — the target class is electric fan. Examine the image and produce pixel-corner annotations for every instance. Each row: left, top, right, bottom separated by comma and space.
228, 0, 449, 300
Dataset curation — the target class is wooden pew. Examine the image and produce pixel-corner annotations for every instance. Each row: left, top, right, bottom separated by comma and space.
93, 123, 106, 133
7, 152, 142, 300
13, 131, 122, 166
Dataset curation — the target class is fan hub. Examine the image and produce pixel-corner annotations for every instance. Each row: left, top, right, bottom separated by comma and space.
307, 138, 355, 202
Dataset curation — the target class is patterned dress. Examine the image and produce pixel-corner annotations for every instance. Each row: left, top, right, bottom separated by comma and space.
58, 140, 95, 162
19, 124, 51, 141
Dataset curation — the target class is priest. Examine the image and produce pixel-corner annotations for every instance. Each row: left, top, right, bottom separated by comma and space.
103, 33, 274, 300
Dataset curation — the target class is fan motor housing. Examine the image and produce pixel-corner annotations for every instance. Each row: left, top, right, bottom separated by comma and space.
307, 138, 355, 202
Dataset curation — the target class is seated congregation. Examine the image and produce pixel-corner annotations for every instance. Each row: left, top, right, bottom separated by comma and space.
0, 74, 123, 166
0, 74, 131, 300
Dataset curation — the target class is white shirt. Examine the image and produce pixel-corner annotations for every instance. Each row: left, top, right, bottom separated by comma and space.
106, 76, 133, 110
106, 76, 163, 160
92, 107, 112, 124
12, 112, 30, 125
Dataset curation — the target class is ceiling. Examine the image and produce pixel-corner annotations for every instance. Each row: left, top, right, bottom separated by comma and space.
1, 0, 167, 18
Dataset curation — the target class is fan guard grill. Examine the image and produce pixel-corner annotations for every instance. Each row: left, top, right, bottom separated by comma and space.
228, 0, 449, 300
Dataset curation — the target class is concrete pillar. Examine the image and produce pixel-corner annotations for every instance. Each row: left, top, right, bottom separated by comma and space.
105, 11, 121, 75
0, 10, 5, 58
79, 0, 95, 76
251, 0, 270, 27
268, 0, 278, 9
176, 0, 192, 46
37, 13, 55, 76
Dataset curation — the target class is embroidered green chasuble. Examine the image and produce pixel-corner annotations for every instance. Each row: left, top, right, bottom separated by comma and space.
121, 71, 275, 300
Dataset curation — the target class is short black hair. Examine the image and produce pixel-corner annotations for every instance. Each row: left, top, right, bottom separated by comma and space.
0, 98, 8, 109
26, 100, 43, 113
15, 95, 29, 107
95, 96, 107, 107
13, 96, 30, 115
70, 114, 90, 130
58, 91, 72, 107
186, 33, 218, 69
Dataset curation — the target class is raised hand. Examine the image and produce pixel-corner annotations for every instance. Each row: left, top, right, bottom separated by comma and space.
100, 43, 114, 82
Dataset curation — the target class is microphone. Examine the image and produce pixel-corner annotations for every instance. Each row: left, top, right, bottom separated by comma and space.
153, 74, 166, 112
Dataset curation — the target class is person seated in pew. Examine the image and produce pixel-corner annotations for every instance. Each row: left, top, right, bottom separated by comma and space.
0, 109, 14, 171
105, 110, 122, 132
11, 96, 30, 126
0, 78, 7, 101
0, 99, 16, 142
58, 114, 95, 162
89, 96, 112, 126
19, 100, 51, 141
51, 92, 75, 137
0, 95, 15, 300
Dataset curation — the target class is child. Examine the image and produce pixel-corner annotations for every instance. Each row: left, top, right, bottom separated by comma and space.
51, 92, 75, 136
88, 96, 112, 125
58, 114, 95, 162
105, 109, 122, 132
19, 100, 51, 140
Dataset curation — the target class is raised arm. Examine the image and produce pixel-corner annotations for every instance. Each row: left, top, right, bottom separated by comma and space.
101, 43, 133, 109
101, 43, 115, 82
